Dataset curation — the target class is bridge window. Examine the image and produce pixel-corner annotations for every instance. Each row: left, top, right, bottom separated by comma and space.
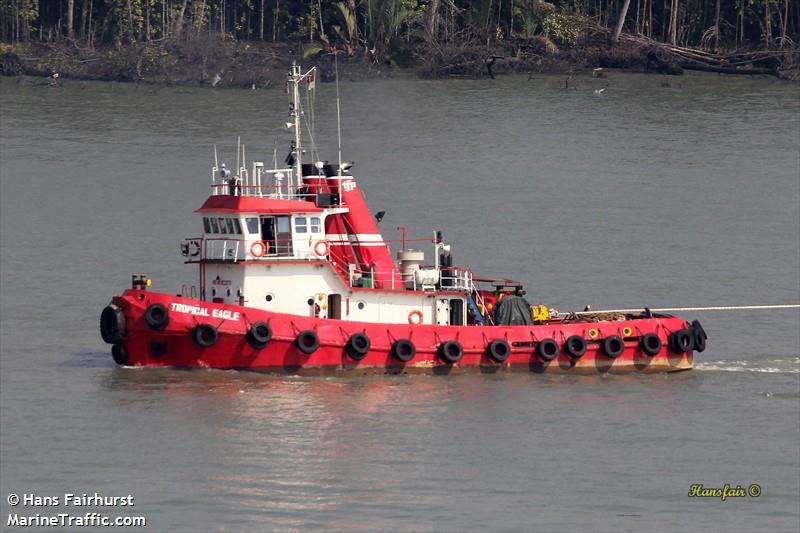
203, 217, 211, 234
245, 218, 258, 234
218, 218, 228, 234
233, 219, 243, 234
210, 218, 220, 233
225, 218, 235, 234
310, 217, 321, 233
295, 217, 308, 234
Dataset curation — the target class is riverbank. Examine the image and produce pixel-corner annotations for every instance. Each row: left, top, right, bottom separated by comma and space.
1, 33, 798, 88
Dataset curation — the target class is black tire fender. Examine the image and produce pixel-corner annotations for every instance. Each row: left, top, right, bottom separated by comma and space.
247, 322, 272, 350
640, 333, 662, 357
296, 330, 320, 355
563, 335, 587, 359
100, 305, 126, 344
691, 320, 707, 352
602, 335, 625, 358
487, 339, 511, 362
111, 343, 128, 366
193, 324, 218, 348
391, 339, 416, 362
439, 340, 464, 364
537, 338, 559, 361
669, 329, 694, 354
346, 332, 371, 360
144, 303, 169, 331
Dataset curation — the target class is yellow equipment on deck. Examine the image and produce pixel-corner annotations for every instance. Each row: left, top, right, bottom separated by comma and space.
531, 304, 550, 323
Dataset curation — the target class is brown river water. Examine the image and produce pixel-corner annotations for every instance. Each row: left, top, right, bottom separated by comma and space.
1, 71, 798, 531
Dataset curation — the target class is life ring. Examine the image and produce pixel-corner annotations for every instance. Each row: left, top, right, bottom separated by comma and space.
438, 340, 463, 364
192, 324, 218, 348
313, 240, 330, 257
588, 328, 599, 339
296, 330, 320, 354
537, 338, 560, 361
602, 335, 625, 358
346, 332, 371, 360
622, 326, 633, 337
487, 339, 511, 363
188, 239, 201, 257
640, 333, 662, 357
408, 310, 424, 325
247, 322, 272, 350
251, 240, 269, 258
563, 335, 587, 359
391, 339, 416, 362
144, 303, 169, 331
100, 305, 126, 344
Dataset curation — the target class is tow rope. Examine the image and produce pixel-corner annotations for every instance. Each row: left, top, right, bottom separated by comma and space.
572, 304, 800, 315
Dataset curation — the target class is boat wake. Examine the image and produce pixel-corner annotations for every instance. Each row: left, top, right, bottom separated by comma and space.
695, 357, 800, 374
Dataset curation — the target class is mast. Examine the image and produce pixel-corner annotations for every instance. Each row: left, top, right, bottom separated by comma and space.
291, 64, 302, 188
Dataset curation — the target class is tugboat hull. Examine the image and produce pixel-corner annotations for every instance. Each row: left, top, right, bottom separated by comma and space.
102, 290, 698, 374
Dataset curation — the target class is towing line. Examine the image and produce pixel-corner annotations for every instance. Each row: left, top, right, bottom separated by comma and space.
571, 304, 800, 315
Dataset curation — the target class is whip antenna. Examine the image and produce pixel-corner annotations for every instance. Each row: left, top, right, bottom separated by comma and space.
335, 52, 343, 175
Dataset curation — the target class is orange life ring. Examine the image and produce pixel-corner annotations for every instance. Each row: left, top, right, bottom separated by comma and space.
408, 310, 423, 325
314, 240, 330, 257
622, 326, 633, 337
251, 240, 269, 257
588, 328, 599, 339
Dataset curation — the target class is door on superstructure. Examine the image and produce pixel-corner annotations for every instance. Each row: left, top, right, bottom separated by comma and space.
327, 294, 342, 319
260, 216, 276, 255
436, 299, 450, 325
275, 216, 293, 256
449, 298, 465, 326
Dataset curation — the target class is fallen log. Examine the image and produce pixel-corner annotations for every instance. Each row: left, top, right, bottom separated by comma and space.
680, 62, 778, 76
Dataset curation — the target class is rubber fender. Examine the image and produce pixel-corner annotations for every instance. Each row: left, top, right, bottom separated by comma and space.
439, 340, 464, 364
296, 330, 320, 355
537, 338, 559, 361
602, 335, 625, 358
487, 339, 511, 362
100, 305, 126, 344
193, 324, 218, 348
669, 329, 694, 354
346, 332, 371, 360
144, 303, 169, 331
391, 339, 416, 362
111, 343, 128, 366
563, 335, 587, 359
247, 322, 272, 350
640, 333, 662, 356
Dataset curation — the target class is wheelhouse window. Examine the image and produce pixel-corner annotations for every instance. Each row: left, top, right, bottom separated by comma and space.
218, 217, 228, 234
310, 217, 321, 233
225, 218, 235, 234
203, 217, 211, 234
245, 217, 258, 234
210, 218, 220, 233
233, 219, 243, 234
295, 217, 308, 234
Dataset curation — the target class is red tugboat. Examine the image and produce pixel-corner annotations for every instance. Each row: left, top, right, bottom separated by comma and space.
100, 64, 706, 374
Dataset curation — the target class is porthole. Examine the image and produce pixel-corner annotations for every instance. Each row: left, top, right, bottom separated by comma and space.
307, 298, 315, 306
265, 294, 274, 302
357, 301, 365, 310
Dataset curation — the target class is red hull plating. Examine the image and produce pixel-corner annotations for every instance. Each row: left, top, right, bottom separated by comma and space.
105, 290, 694, 374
